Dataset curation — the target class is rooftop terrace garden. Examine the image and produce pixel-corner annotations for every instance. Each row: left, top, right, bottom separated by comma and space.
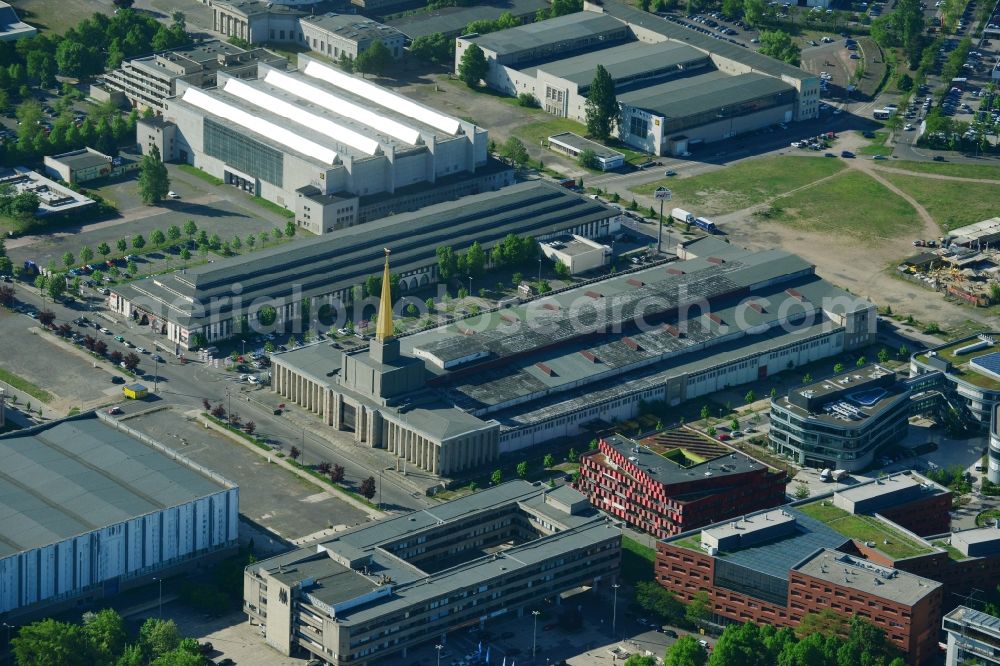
916, 339, 1000, 391
797, 500, 933, 560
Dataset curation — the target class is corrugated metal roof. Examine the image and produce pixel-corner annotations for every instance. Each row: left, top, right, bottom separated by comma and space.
0, 416, 230, 557
469, 12, 627, 56
618, 71, 794, 120
116, 182, 617, 327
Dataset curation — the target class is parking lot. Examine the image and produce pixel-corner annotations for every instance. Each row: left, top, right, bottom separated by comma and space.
0, 306, 123, 413
398, 584, 699, 666
123, 407, 372, 543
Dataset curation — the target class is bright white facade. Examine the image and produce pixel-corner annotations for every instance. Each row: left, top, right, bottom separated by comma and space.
0, 414, 239, 618
142, 54, 490, 234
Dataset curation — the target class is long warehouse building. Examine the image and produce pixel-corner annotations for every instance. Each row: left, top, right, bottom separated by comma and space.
456, 8, 818, 156
138, 54, 505, 234
108, 180, 621, 350
0, 413, 239, 619
268, 236, 875, 477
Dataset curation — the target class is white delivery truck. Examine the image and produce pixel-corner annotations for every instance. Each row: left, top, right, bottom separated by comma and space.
671, 208, 695, 224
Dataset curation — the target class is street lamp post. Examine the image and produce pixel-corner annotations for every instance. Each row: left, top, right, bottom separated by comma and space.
467, 276, 472, 298
436, 644, 443, 666
612, 583, 621, 641
153, 356, 159, 393
537, 258, 542, 284
531, 609, 540, 662
1, 620, 12, 666
152, 577, 163, 618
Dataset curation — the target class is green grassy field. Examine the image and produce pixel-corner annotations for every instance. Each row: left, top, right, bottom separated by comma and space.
178, 164, 224, 187
630, 157, 846, 216
859, 131, 892, 156
879, 174, 1000, 231
878, 160, 1000, 180
766, 170, 921, 239
10, 0, 96, 34
514, 117, 590, 151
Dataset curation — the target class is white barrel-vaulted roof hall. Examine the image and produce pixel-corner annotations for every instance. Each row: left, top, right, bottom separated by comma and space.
138, 54, 491, 234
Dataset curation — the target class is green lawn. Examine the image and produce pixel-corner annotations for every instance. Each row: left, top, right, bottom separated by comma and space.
879, 174, 1000, 231
514, 117, 591, 152
669, 534, 703, 552
10, 0, 97, 34
915, 340, 1000, 391
878, 160, 1000, 180
250, 196, 295, 219
622, 536, 656, 584
177, 164, 224, 187
766, 170, 921, 239
630, 157, 846, 217
859, 131, 893, 156
797, 500, 932, 560
933, 540, 968, 561
0, 367, 54, 403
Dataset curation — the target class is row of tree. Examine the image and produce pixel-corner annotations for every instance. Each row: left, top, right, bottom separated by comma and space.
12, 609, 205, 666
435, 233, 537, 281
1, 97, 142, 169
657, 611, 906, 666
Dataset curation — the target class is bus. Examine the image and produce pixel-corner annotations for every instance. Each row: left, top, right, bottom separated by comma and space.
873, 108, 894, 119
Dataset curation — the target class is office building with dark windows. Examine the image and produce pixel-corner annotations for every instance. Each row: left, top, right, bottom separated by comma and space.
243, 481, 621, 665
768, 365, 912, 471
577, 432, 787, 538
944, 606, 1000, 666
655, 471, 1000, 665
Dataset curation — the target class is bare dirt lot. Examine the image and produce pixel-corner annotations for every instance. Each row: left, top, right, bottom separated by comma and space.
632, 150, 1000, 329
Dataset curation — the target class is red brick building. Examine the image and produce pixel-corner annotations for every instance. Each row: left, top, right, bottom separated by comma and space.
577, 432, 787, 538
653, 472, 993, 665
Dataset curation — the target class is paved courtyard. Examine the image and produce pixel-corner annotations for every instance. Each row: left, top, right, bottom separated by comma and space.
124, 407, 371, 543
0, 308, 123, 413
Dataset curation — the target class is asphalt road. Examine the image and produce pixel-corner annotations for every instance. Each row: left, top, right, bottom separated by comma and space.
4, 283, 430, 517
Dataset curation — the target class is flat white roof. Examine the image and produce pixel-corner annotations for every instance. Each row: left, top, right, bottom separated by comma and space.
222, 78, 380, 156
181, 86, 338, 164
302, 60, 461, 135
263, 70, 422, 146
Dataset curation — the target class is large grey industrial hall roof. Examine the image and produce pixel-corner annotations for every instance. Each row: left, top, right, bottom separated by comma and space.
0, 415, 232, 558
469, 12, 626, 55
618, 70, 794, 119
386, 0, 549, 39
526, 41, 709, 88
602, 1, 815, 82
115, 181, 617, 327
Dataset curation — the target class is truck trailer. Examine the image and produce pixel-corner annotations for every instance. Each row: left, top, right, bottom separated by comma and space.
671, 208, 695, 224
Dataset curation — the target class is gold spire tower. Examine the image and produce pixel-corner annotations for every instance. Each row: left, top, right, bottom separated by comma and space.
375, 248, 393, 342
